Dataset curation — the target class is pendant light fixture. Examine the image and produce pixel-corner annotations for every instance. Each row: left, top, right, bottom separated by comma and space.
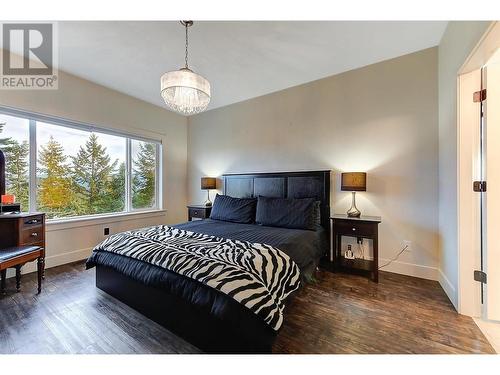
160, 21, 211, 116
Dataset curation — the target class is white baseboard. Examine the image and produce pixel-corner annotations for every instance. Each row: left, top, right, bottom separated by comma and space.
381, 260, 458, 310
7, 247, 456, 309
45, 247, 94, 268
8, 250, 441, 282
438, 268, 458, 309
380, 257, 438, 281
5, 247, 93, 278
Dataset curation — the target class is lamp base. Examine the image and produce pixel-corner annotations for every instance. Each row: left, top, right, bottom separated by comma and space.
204, 189, 212, 207
346, 191, 361, 218
347, 209, 361, 218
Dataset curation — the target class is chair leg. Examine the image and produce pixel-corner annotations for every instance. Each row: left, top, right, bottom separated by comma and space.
37, 257, 44, 294
1, 269, 6, 295
39, 254, 45, 279
15, 265, 21, 292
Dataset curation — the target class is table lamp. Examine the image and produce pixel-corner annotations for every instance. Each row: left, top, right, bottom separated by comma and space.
201, 177, 216, 206
341, 172, 366, 218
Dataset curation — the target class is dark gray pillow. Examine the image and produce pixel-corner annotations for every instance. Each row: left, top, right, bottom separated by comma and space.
209, 194, 257, 224
256, 196, 316, 230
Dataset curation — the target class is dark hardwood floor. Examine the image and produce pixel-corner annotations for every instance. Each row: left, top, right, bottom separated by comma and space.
0, 261, 495, 354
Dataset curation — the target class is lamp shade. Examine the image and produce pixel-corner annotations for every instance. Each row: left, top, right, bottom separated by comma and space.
161, 68, 211, 116
341, 172, 366, 192
201, 177, 216, 190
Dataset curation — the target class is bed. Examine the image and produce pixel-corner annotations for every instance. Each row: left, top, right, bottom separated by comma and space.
86, 170, 331, 353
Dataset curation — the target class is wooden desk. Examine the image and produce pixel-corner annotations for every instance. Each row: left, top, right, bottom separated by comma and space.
0, 213, 46, 293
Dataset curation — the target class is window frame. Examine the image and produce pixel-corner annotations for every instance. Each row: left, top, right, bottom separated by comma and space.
0, 105, 163, 221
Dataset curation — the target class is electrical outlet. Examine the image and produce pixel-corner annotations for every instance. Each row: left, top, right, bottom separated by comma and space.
347, 244, 352, 251
402, 240, 412, 252
104, 227, 110, 236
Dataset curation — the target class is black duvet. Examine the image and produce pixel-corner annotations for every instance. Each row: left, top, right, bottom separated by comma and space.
86, 219, 327, 332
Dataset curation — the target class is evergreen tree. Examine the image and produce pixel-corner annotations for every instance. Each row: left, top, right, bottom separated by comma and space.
0, 122, 12, 148
106, 162, 125, 212
38, 136, 73, 218
132, 142, 156, 208
71, 133, 118, 215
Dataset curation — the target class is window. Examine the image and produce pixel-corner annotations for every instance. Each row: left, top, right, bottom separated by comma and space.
0, 108, 161, 220
0, 113, 30, 212
36, 123, 128, 219
132, 140, 157, 210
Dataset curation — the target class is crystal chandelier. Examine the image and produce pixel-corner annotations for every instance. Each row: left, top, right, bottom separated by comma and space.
160, 21, 211, 116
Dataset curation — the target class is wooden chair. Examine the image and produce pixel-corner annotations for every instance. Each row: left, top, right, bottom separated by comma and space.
0, 245, 44, 295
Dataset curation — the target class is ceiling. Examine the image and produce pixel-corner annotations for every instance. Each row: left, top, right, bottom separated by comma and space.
58, 21, 448, 114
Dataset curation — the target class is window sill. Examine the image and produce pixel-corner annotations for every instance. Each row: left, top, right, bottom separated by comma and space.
46, 209, 167, 232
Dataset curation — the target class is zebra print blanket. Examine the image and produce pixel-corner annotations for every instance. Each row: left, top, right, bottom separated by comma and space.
91, 225, 301, 330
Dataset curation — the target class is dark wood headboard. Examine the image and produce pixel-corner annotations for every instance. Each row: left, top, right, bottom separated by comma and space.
223, 170, 331, 231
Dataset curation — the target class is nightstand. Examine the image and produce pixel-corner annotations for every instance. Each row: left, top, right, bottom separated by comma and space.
187, 205, 212, 221
330, 214, 381, 282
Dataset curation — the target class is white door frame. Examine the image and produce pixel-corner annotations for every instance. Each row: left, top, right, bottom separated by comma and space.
483, 60, 500, 320
457, 68, 482, 317
457, 22, 500, 317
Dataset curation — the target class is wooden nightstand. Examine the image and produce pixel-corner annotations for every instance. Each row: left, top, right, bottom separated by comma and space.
330, 214, 381, 282
187, 205, 212, 221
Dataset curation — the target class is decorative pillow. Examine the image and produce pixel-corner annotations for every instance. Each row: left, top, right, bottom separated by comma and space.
255, 196, 317, 230
209, 194, 257, 224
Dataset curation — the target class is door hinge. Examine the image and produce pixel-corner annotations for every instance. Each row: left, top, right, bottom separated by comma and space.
474, 270, 487, 284
473, 181, 487, 192
472, 181, 486, 193
473, 89, 487, 102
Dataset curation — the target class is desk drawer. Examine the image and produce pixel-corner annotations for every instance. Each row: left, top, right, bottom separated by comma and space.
20, 226, 44, 245
22, 215, 44, 228
334, 220, 376, 237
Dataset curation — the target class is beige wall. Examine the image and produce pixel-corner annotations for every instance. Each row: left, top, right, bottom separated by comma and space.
438, 21, 491, 307
0, 59, 188, 273
188, 47, 439, 279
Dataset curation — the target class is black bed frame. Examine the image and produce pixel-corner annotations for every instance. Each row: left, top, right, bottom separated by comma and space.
95, 170, 331, 353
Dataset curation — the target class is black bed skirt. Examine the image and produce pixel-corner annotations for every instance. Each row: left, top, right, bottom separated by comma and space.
95, 265, 277, 353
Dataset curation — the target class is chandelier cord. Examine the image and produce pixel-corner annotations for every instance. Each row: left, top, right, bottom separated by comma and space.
184, 23, 189, 69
